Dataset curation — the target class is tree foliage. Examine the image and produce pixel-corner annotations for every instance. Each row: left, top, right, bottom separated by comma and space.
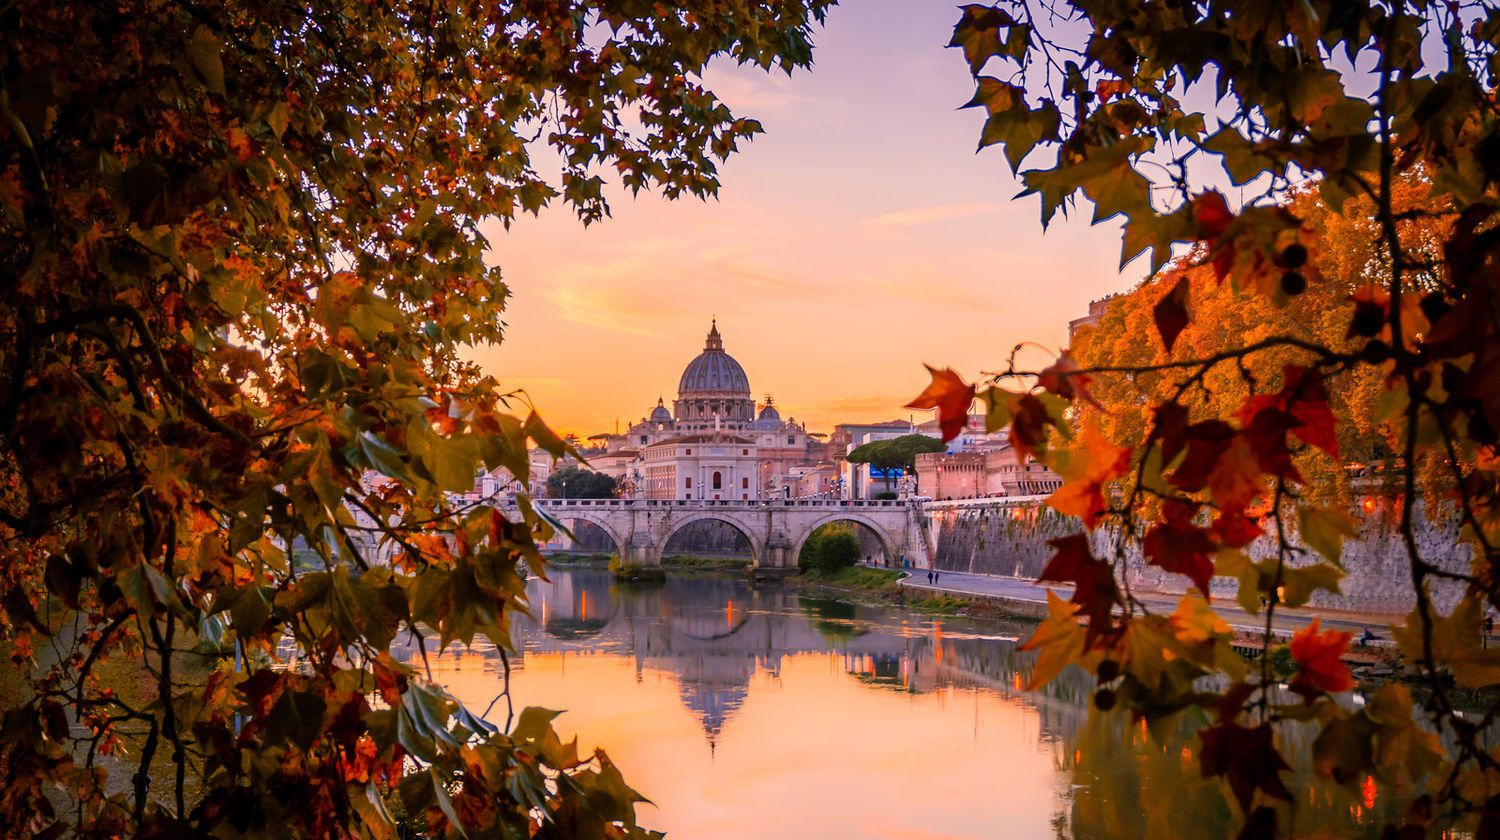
845, 433, 947, 474
0, 1, 831, 837
798, 524, 861, 577
546, 466, 618, 499
914, 1, 1500, 837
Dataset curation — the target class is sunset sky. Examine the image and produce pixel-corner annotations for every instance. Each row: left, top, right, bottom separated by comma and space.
471, 0, 1148, 437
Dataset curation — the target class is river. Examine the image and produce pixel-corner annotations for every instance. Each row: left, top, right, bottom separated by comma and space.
418, 569, 1402, 839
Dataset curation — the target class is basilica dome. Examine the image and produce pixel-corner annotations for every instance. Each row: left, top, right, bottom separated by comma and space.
677, 321, 750, 396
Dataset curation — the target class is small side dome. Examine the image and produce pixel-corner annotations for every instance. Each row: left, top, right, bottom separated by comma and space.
649, 396, 673, 423
756, 403, 781, 423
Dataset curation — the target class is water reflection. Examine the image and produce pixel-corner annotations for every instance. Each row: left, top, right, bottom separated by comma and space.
402, 570, 1413, 839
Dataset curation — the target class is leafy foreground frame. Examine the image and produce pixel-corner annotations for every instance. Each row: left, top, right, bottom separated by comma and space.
913, 2, 1500, 838
0, 2, 833, 838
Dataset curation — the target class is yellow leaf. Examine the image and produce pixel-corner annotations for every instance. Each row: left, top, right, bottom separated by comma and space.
1391, 596, 1500, 689
1019, 591, 1085, 690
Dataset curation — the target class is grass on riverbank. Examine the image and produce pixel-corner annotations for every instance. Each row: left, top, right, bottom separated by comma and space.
661, 555, 753, 571
909, 593, 971, 615
803, 566, 904, 597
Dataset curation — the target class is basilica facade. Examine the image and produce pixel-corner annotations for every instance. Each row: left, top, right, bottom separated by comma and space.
591, 321, 819, 499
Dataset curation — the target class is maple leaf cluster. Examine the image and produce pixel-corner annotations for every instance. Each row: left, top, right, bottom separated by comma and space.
909, 2, 1500, 837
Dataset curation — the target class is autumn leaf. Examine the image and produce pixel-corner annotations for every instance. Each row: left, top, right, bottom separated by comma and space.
1199, 721, 1293, 812
1142, 500, 1217, 597
1037, 350, 1095, 405
1290, 618, 1356, 693
1169, 420, 1236, 492
1151, 401, 1191, 467
1152, 274, 1191, 353
1391, 597, 1500, 689
1046, 421, 1131, 527
905, 364, 976, 442
1018, 591, 1087, 690
1193, 190, 1234, 239
1037, 533, 1118, 643
1010, 392, 1059, 462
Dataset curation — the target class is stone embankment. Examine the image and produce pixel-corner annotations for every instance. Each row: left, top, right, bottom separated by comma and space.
923, 496, 1470, 617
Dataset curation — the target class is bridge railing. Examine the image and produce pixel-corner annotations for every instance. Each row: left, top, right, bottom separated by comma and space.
499, 498, 911, 510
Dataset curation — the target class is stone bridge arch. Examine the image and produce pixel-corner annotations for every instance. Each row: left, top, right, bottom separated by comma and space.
655, 512, 762, 566
545, 508, 629, 558
789, 513, 896, 567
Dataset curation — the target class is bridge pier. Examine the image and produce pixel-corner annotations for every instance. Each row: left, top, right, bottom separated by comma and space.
624, 529, 658, 566
762, 532, 793, 568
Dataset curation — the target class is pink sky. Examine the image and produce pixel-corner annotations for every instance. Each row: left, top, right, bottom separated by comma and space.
471, 1, 1146, 437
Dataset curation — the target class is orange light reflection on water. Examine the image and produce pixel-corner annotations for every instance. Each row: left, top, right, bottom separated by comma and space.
435, 651, 1063, 840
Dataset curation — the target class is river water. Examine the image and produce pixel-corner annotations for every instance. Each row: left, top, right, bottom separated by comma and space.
420, 569, 1400, 839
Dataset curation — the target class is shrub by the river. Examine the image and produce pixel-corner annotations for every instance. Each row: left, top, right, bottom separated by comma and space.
799, 525, 861, 577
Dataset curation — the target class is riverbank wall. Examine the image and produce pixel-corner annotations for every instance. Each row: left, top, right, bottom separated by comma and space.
926, 497, 1470, 616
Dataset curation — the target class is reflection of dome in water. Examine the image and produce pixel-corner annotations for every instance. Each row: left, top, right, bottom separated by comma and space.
677, 321, 750, 395
543, 617, 611, 640
680, 680, 748, 742
670, 656, 753, 744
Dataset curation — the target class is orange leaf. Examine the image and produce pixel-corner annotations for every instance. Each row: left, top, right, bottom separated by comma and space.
1290, 617, 1356, 693
1206, 435, 1263, 514
905, 365, 975, 442
1046, 422, 1131, 527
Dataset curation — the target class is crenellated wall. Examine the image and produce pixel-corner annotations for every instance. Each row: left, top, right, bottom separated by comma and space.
927, 497, 1471, 617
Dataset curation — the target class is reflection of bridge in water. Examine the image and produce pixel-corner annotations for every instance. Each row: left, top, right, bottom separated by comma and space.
394, 570, 1096, 748
508, 498, 934, 568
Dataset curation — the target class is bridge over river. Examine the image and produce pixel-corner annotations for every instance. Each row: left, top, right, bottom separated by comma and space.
505, 498, 935, 569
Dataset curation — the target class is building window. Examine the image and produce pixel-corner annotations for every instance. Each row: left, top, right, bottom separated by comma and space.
712, 471, 722, 490
788, 435, 795, 444
640, 435, 648, 444
686, 448, 692, 455
686, 477, 692, 488
742, 477, 749, 489
742, 449, 748, 455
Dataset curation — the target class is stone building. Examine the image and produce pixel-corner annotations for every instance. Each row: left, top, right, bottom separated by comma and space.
913, 445, 1062, 500
641, 433, 760, 500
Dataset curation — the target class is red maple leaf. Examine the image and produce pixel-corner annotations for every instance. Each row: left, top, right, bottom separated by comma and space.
1199, 721, 1292, 812
1192, 191, 1238, 281
905, 365, 975, 442
1141, 500, 1217, 597
1038, 533, 1119, 644
1193, 190, 1233, 238
1153, 274, 1191, 353
1010, 393, 1055, 463
1289, 617, 1356, 693
1047, 422, 1131, 528
1169, 420, 1236, 492
1037, 350, 1096, 406
1151, 401, 1190, 466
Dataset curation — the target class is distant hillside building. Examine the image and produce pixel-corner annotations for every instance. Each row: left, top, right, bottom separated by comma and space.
913, 446, 1062, 500
1068, 296, 1113, 343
